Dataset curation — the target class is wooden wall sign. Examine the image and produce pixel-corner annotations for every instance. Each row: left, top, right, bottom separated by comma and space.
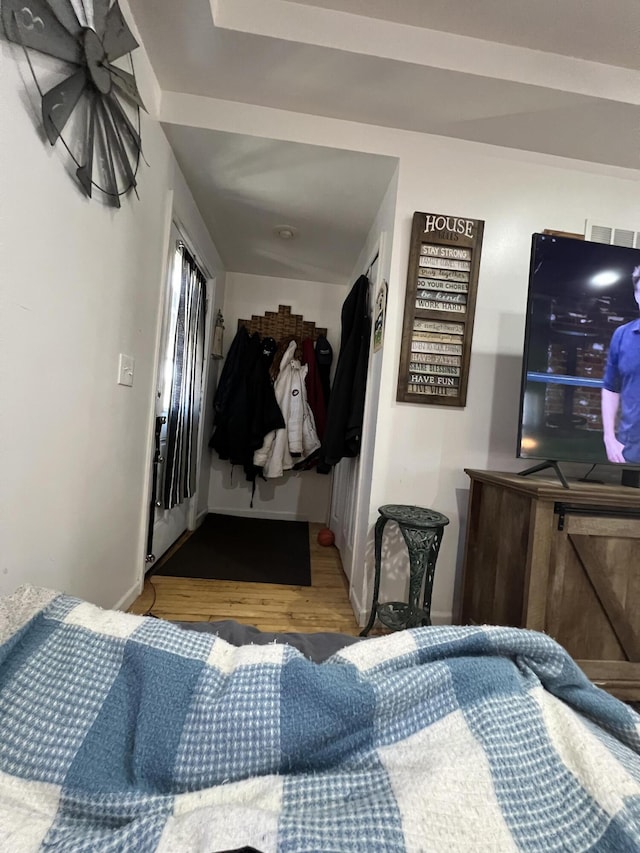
397, 211, 484, 407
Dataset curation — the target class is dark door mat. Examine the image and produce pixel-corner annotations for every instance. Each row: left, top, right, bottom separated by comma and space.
152, 513, 312, 586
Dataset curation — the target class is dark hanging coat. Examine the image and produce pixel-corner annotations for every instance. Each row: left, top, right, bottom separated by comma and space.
302, 337, 326, 441
209, 327, 285, 481
210, 323, 250, 424
317, 275, 371, 473
315, 333, 333, 407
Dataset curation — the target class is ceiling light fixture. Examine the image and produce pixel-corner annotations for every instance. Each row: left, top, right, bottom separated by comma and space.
275, 225, 297, 240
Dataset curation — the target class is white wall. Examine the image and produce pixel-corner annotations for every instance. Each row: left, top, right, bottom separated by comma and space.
208, 271, 347, 521
370, 154, 640, 624
162, 95, 640, 624
0, 21, 224, 609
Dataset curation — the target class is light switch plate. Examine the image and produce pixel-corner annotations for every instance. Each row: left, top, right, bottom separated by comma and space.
118, 353, 135, 387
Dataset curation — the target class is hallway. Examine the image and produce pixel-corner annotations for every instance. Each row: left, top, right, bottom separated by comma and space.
130, 522, 361, 633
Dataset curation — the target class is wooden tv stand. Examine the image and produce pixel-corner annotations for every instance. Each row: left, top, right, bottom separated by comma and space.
459, 469, 640, 700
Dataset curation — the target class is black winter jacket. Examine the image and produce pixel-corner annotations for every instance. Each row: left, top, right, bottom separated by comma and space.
317, 275, 371, 472
209, 328, 285, 481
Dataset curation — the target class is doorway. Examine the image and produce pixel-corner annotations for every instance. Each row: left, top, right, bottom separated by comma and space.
153, 127, 399, 621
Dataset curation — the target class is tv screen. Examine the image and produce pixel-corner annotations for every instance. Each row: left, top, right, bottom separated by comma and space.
518, 234, 640, 468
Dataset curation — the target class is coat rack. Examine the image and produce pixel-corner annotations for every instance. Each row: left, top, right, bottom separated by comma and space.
238, 304, 327, 343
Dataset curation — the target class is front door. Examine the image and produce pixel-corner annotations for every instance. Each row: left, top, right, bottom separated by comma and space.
330, 456, 359, 581
149, 224, 208, 561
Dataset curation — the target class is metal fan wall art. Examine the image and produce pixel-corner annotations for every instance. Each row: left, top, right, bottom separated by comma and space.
2, 0, 146, 207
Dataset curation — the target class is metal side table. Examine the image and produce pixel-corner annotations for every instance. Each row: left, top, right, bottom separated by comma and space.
360, 505, 449, 637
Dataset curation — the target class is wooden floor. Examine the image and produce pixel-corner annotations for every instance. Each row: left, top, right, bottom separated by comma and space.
129, 522, 362, 635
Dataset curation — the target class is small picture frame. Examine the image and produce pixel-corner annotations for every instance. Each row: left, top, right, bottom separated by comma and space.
212, 310, 225, 358
373, 280, 388, 352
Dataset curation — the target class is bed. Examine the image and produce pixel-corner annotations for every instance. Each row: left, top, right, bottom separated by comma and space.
2, 585, 640, 852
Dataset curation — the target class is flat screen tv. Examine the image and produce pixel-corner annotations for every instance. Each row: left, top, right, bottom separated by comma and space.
517, 233, 640, 485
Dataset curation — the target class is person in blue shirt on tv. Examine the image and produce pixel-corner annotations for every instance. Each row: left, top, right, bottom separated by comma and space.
602, 265, 640, 464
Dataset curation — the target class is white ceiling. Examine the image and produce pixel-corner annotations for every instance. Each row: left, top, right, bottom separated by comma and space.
287, 0, 640, 70
128, 0, 640, 280
163, 125, 397, 283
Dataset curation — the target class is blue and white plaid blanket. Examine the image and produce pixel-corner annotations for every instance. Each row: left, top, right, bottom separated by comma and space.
2, 586, 640, 852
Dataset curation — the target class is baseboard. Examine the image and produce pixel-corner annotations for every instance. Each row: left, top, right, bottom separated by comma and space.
113, 579, 142, 613
207, 506, 315, 522
195, 509, 208, 527
430, 611, 452, 626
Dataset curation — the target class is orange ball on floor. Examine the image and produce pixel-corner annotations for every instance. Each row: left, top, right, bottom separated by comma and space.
317, 527, 335, 547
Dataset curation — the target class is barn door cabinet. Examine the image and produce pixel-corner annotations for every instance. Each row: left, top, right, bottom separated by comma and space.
459, 470, 640, 700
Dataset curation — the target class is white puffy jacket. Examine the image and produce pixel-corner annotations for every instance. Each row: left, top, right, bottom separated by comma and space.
254, 341, 320, 478
289, 359, 321, 461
